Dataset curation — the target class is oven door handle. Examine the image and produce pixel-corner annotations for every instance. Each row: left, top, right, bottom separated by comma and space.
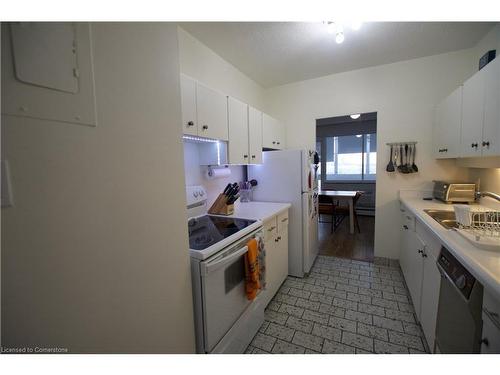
201, 245, 249, 276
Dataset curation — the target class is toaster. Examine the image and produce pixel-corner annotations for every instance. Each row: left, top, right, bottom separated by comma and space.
433, 181, 477, 203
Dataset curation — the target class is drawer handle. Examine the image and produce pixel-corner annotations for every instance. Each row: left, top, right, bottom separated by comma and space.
281, 218, 288, 223
202, 125, 208, 130
251, 155, 256, 158
187, 121, 194, 127
267, 226, 276, 232
403, 225, 408, 230
243, 155, 248, 158
482, 141, 490, 147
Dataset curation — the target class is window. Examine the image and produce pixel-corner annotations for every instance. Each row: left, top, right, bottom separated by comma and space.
320, 133, 376, 181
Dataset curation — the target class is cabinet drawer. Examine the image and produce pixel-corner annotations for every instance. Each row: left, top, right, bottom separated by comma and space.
400, 206, 416, 231
263, 217, 278, 242
277, 211, 289, 233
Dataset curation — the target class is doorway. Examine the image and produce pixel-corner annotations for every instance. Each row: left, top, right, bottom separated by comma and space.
315, 112, 377, 262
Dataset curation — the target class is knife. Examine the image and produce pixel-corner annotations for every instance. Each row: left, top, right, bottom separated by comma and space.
223, 183, 232, 195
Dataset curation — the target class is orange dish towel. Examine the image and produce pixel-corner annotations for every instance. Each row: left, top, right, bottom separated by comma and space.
244, 238, 260, 301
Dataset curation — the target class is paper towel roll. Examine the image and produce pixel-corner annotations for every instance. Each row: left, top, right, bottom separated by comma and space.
206, 168, 231, 180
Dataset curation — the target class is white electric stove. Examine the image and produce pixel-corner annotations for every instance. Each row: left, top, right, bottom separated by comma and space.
186, 185, 264, 354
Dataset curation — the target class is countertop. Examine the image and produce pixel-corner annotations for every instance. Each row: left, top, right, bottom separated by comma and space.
399, 193, 500, 301
230, 201, 291, 222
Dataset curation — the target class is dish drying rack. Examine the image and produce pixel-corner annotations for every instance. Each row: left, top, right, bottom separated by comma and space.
454, 206, 500, 251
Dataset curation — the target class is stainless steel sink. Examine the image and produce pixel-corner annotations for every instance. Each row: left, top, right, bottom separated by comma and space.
423, 209, 458, 229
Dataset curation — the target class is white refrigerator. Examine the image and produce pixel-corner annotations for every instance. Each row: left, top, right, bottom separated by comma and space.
248, 149, 319, 278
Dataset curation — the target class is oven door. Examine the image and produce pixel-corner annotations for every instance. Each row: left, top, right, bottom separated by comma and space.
200, 239, 254, 352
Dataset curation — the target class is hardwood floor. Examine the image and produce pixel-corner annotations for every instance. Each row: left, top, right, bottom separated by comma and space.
318, 214, 375, 262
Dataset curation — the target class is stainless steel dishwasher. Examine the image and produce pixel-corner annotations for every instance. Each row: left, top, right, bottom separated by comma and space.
435, 246, 483, 353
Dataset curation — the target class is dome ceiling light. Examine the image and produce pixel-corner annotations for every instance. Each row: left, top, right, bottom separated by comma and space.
324, 21, 363, 44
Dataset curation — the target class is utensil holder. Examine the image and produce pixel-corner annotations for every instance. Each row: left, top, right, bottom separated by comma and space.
208, 193, 235, 215
240, 188, 252, 203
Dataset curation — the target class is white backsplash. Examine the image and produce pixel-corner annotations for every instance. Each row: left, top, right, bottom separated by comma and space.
183, 141, 245, 210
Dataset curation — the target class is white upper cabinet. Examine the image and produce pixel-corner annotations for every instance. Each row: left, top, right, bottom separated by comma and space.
196, 82, 229, 141
434, 86, 462, 159
263, 113, 285, 149
482, 57, 500, 156
228, 97, 249, 164
461, 67, 485, 157
248, 106, 263, 164
228, 100, 263, 165
180, 74, 198, 136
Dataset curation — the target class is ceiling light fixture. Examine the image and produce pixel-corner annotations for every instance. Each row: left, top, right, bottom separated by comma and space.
324, 21, 363, 44
350, 113, 361, 119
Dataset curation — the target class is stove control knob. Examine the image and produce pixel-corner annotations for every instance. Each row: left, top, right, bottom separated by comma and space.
455, 275, 466, 290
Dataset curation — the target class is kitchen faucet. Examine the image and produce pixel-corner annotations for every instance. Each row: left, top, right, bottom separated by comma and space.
476, 191, 500, 202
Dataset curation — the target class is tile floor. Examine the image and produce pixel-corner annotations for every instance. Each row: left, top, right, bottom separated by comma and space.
245, 255, 430, 354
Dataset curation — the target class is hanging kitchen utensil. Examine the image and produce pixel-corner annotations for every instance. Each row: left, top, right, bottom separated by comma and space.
412, 144, 419, 172
386, 145, 395, 172
397, 144, 404, 173
406, 144, 414, 173
402, 144, 411, 174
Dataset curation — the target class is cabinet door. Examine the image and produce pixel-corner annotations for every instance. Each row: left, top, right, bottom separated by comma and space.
461, 69, 485, 157
196, 83, 229, 141
262, 113, 278, 149
262, 236, 279, 307
420, 252, 441, 351
277, 224, 289, 285
434, 86, 462, 159
227, 97, 249, 164
400, 223, 424, 318
180, 74, 198, 136
275, 121, 286, 150
482, 58, 500, 157
248, 106, 263, 164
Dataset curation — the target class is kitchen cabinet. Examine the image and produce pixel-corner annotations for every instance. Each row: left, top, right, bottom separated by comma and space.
228, 100, 263, 165
399, 204, 442, 351
248, 106, 263, 164
196, 82, 229, 141
180, 74, 198, 136
228, 97, 249, 164
461, 58, 500, 157
482, 57, 500, 157
433, 86, 462, 159
399, 211, 424, 316
261, 210, 289, 308
263, 113, 285, 150
461, 66, 485, 157
481, 290, 500, 353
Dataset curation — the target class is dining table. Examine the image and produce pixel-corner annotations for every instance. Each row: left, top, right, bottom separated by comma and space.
317, 190, 360, 234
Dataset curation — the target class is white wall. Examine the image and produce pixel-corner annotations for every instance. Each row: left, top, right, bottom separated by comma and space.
183, 141, 244, 209
264, 49, 474, 259
178, 27, 265, 110
1, 23, 196, 353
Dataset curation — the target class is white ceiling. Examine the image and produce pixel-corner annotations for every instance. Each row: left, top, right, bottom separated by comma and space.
180, 22, 495, 88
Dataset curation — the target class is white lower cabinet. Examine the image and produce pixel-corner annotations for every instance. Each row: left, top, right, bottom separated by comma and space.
399, 204, 442, 351
261, 210, 289, 308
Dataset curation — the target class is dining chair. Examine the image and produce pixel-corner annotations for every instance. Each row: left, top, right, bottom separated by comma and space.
332, 191, 363, 233
318, 195, 336, 233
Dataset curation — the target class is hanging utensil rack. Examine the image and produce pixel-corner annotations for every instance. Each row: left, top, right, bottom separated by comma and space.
386, 141, 419, 174
385, 141, 418, 146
